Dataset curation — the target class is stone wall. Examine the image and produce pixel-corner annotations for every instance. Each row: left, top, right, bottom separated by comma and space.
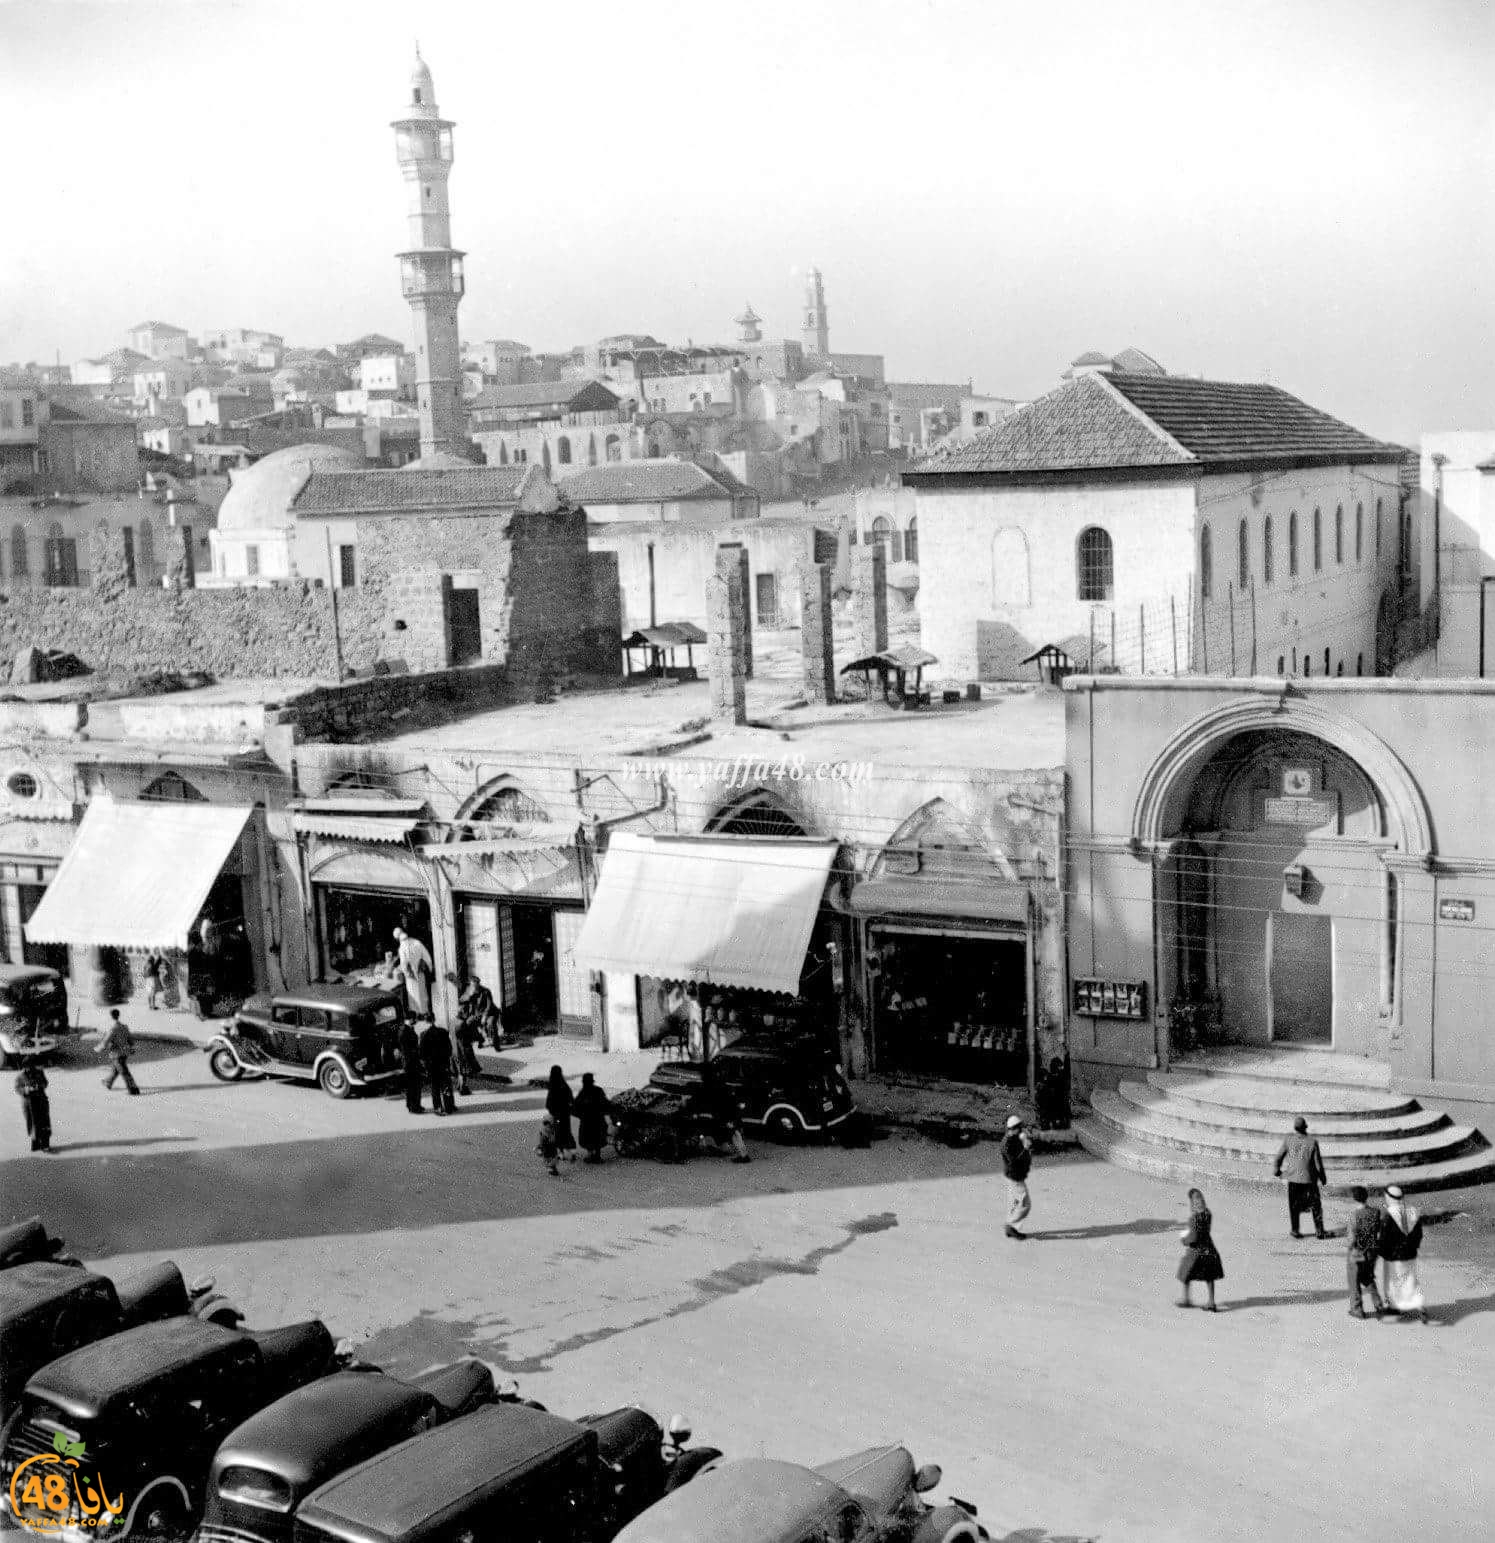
0, 582, 385, 681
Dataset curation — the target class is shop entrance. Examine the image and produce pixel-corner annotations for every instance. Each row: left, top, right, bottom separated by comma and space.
459, 899, 591, 1036
1270, 912, 1333, 1044
872, 925, 1029, 1086
318, 885, 432, 982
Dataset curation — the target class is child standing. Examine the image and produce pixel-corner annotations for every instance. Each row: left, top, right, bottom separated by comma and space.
537, 1113, 562, 1177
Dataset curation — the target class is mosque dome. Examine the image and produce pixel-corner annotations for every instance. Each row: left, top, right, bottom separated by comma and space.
216, 444, 365, 533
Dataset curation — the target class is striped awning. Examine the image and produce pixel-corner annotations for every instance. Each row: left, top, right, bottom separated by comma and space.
292, 814, 420, 844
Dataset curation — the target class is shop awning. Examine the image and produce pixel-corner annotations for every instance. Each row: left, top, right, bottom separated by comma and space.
849, 877, 1029, 925
572, 831, 837, 995
293, 813, 421, 844
24, 796, 253, 951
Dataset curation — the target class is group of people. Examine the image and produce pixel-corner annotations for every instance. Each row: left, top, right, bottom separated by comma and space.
1000, 1108, 1432, 1322
539, 1066, 610, 1174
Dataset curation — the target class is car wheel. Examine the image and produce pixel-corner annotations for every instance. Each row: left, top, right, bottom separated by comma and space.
136, 1492, 190, 1541
769, 1109, 802, 1144
318, 1060, 352, 1099
208, 1047, 243, 1082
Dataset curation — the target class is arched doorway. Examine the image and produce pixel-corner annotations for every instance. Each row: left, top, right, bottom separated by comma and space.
1136, 699, 1432, 1063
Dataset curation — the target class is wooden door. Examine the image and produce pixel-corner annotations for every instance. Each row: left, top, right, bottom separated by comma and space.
461, 902, 501, 999
551, 910, 592, 1038
1270, 912, 1332, 1043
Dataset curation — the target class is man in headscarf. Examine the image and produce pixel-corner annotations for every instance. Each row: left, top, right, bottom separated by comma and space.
1380, 1185, 1430, 1324
393, 927, 434, 1018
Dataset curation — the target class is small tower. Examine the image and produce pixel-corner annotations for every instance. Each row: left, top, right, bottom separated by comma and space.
802, 266, 829, 360
734, 303, 763, 345
391, 49, 466, 460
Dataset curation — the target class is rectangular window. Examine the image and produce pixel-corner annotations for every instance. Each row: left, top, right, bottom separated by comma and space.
21, 398, 34, 428
1312, 509, 1322, 571
338, 544, 356, 588
245, 544, 260, 578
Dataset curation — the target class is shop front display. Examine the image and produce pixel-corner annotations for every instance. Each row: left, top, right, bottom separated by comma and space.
459, 898, 591, 1037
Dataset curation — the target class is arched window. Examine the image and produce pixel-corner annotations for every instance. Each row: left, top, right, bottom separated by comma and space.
1312, 507, 1322, 571
1237, 519, 1250, 591
905, 515, 918, 564
1375, 497, 1382, 560
1288, 511, 1299, 577
869, 515, 902, 562
1335, 504, 1344, 564
137, 515, 155, 578
707, 791, 808, 838
556, 436, 572, 465
1199, 524, 1212, 600
141, 771, 207, 803
9, 525, 27, 581
1277, 655, 1285, 675
1262, 516, 1274, 586
497, 440, 509, 465
460, 784, 550, 837
605, 434, 622, 462
1355, 502, 1363, 562
1076, 526, 1114, 602
588, 433, 598, 467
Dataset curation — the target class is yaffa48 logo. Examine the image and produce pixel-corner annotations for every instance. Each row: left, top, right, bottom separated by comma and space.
8, 1432, 125, 1530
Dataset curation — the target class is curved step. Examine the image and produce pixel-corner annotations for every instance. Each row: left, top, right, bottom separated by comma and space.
1146, 1071, 1419, 1120
1169, 1050, 1389, 1091
1090, 1091, 1478, 1169
1075, 1117, 1495, 1195
1113, 1081, 1448, 1141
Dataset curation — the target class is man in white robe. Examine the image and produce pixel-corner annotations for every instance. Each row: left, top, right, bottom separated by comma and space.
1380, 1184, 1430, 1323
394, 928, 434, 1018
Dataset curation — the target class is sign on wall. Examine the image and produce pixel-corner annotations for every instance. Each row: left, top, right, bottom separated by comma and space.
1073, 978, 1148, 1020
1439, 898, 1476, 923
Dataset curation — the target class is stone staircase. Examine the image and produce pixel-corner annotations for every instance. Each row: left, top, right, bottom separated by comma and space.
1076, 1049, 1495, 1194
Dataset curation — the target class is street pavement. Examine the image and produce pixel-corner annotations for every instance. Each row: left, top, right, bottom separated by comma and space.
4, 1034, 1494, 1543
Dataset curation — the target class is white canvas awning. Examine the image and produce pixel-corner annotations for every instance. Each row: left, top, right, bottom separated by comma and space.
572, 831, 837, 995
24, 796, 253, 951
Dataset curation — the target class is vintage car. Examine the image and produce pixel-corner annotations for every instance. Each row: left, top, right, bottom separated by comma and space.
206, 986, 405, 1099
647, 1042, 858, 1142
0, 1218, 80, 1272
0, 1315, 337, 1539
0, 964, 69, 1067
611, 1448, 985, 1543
194, 1362, 497, 1543
294, 1402, 715, 1543
0, 1265, 122, 1421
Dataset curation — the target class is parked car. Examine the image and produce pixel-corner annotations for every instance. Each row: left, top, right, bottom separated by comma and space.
206, 986, 405, 1099
0, 1218, 80, 1272
0, 1315, 337, 1539
194, 1362, 497, 1543
611, 1448, 986, 1543
648, 1042, 857, 1142
294, 1401, 715, 1543
0, 964, 69, 1068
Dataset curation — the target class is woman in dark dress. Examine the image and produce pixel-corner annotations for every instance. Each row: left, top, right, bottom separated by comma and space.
1176, 1187, 1224, 1311
545, 1066, 576, 1161
574, 1072, 610, 1163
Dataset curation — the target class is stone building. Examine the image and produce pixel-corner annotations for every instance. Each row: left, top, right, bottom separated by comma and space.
907, 367, 1408, 682
1410, 430, 1495, 677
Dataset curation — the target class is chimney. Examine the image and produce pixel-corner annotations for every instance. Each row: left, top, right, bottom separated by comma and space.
856, 543, 888, 658
799, 562, 835, 706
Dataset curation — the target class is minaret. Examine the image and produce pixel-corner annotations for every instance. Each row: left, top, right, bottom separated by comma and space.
734, 304, 763, 345
392, 49, 465, 459
802, 266, 828, 360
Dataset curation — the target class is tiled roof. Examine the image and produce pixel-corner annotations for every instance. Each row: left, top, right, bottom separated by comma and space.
1106, 374, 1405, 465
558, 459, 736, 503
47, 398, 135, 426
908, 373, 1404, 479
292, 465, 529, 516
470, 380, 618, 412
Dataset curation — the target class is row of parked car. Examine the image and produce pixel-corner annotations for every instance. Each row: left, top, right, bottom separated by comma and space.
0, 1219, 985, 1543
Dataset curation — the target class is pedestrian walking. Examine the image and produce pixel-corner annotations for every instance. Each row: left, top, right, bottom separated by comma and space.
1175, 1187, 1224, 1311
418, 1017, 456, 1116
398, 1017, 424, 1114
98, 1009, 140, 1094
15, 1063, 52, 1153
574, 1071, 610, 1163
537, 1113, 562, 1177
1346, 1185, 1387, 1319
1272, 1115, 1329, 1239
546, 1066, 577, 1160
1000, 1114, 1034, 1240
144, 951, 166, 1011
1379, 1185, 1431, 1324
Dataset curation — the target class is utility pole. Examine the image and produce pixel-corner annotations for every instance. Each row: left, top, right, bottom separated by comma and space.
324, 527, 346, 680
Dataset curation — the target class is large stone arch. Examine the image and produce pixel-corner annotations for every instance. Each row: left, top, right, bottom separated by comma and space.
1132, 694, 1433, 861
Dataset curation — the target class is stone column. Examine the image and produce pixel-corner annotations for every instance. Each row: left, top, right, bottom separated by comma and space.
717, 542, 752, 679
164, 523, 196, 590
706, 570, 747, 726
857, 543, 888, 658
799, 562, 835, 705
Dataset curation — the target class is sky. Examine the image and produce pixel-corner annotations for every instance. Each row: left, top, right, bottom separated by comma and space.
1, 0, 1491, 443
